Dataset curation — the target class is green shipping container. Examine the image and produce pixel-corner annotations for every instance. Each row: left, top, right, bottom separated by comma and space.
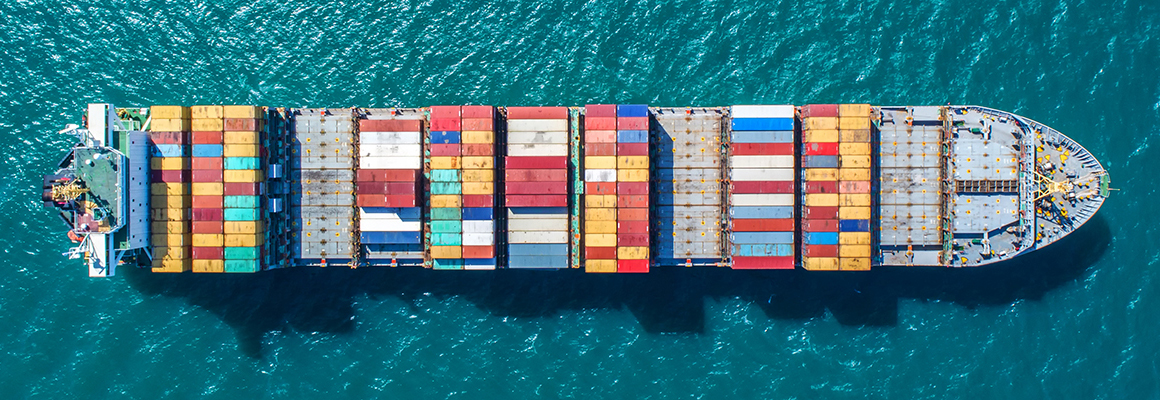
224, 195, 260, 208
431, 207, 461, 220
430, 170, 461, 182
224, 208, 260, 221
223, 157, 260, 170
431, 220, 462, 233
224, 259, 260, 273
430, 182, 462, 195
432, 258, 464, 270
224, 246, 260, 260
430, 233, 462, 246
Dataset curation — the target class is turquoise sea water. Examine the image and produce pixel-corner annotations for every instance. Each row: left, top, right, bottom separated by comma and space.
1, 0, 1156, 398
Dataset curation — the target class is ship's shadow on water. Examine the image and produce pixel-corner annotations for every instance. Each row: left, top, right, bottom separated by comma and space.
124, 215, 1111, 358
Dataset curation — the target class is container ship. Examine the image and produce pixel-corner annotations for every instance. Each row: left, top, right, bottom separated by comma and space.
40, 103, 1110, 277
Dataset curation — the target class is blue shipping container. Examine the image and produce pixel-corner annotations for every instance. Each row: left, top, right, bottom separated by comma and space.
839, 219, 871, 232
430, 233, 463, 246
462, 207, 493, 220
361, 231, 422, 244
616, 130, 648, 143
430, 131, 461, 144
507, 255, 568, 269
730, 130, 794, 143
731, 118, 794, 132
224, 157, 260, 170
433, 258, 464, 270
802, 155, 839, 168
363, 207, 421, 220
431, 220, 462, 233
731, 232, 794, 245
192, 144, 224, 158
224, 246, 260, 260
224, 195, 259, 208
729, 206, 793, 220
616, 104, 648, 117
151, 144, 188, 157
224, 208, 259, 221
806, 232, 840, 245
507, 243, 568, 256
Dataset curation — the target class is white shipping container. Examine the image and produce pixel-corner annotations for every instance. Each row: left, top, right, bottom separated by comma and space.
462, 221, 495, 233
507, 208, 567, 218
360, 219, 423, 232
361, 144, 421, 157
509, 230, 568, 243
463, 232, 494, 246
360, 131, 420, 145
731, 168, 795, 181
731, 105, 795, 119
507, 144, 568, 156
507, 119, 568, 132
507, 218, 568, 231
731, 155, 794, 169
359, 156, 421, 170
731, 193, 795, 206
506, 131, 568, 144
464, 263, 496, 270
584, 169, 617, 182
358, 208, 419, 221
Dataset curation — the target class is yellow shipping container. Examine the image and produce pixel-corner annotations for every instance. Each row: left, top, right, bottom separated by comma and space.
584, 220, 617, 234
617, 246, 649, 260
839, 232, 872, 245
838, 104, 871, 117
585, 208, 617, 221
223, 144, 259, 157
839, 143, 871, 155
839, 257, 871, 271
462, 170, 494, 182
224, 170, 263, 183
618, 169, 649, 182
152, 259, 192, 273
152, 118, 191, 132
150, 182, 188, 195
839, 117, 870, 130
150, 105, 190, 119
192, 233, 225, 247
840, 155, 872, 168
431, 195, 462, 208
151, 233, 190, 247
431, 246, 462, 259
151, 195, 191, 209
191, 105, 225, 119
430, 156, 461, 170
150, 208, 187, 221
585, 156, 616, 169
839, 168, 871, 181
150, 157, 189, 171
191, 118, 224, 131
585, 259, 617, 273
805, 168, 838, 181
224, 221, 265, 234
193, 259, 226, 273
461, 156, 493, 169
585, 195, 616, 208
805, 193, 839, 207
191, 183, 224, 196
839, 193, 872, 207
153, 246, 190, 260
839, 129, 871, 142
617, 156, 649, 169
803, 257, 839, 271
804, 129, 839, 143
224, 131, 260, 144
585, 234, 616, 247
839, 245, 872, 258
222, 105, 262, 119
805, 117, 839, 130
225, 233, 264, 247
839, 207, 872, 220
463, 182, 494, 195
152, 221, 188, 234
461, 130, 494, 144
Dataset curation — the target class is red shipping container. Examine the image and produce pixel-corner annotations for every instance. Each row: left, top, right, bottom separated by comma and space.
358, 182, 386, 194
585, 130, 617, 143
224, 182, 261, 196
505, 156, 566, 169
463, 246, 495, 259
585, 117, 617, 130
804, 142, 839, 155
617, 117, 648, 130
191, 221, 224, 234
357, 169, 419, 183
462, 118, 493, 131
505, 168, 566, 181
192, 246, 224, 260
801, 104, 839, 118
618, 208, 649, 221
356, 194, 385, 208
191, 208, 224, 221
506, 106, 568, 120
429, 105, 461, 119
461, 105, 493, 119
191, 195, 223, 208
462, 194, 493, 208
617, 220, 649, 234
149, 131, 187, 145
359, 119, 421, 132
506, 181, 566, 194
732, 142, 794, 156
803, 244, 838, 257
150, 170, 187, 183
617, 182, 649, 195
192, 131, 223, 144
616, 143, 649, 156
617, 259, 649, 273
191, 169, 223, 183
385, 182, 417, 195
616, 194, 649, 208
584, 143, 616, 156
430, 118, 461, 131
585, 246, 617, 260
430, 143, 461, 156
585, 104, 617, 118
224, 118, 262, 131
731, 256, 793, 270
461, 143, 494, 156
805, 206, 839, 219
733, 219, 795, 232
505, 195, 567, 207
805, 181, 838, 194
804, 219, 839, 232
732, 181, 793, 194
839, 181, 871, 193
617, 234, 648, 247
586, 182, 616, 195
192, 157, 223, 170
383, 195, 416, 207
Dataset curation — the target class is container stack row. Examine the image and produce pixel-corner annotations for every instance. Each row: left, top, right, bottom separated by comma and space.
581, 104, 651, 273
460, 106, 497, 270
427, 106, 498, 270
148, 106, 192, 273
800, 104, 874, 270
291, 109, 356, 264
220, 106, 266, 273
654, 108, 725, 265
188, 106, 228, 273
728, 105, 796, 269
357, 109, 423, 265
834, 104, 873, 271
504, 107, 570, 269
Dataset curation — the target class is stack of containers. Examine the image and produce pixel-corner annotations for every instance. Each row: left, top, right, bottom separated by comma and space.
222, 106, 265, 273
728, 105, 796, 269
356, 109, 423, 265
800, 104, 841, 270
427, 106, 466, 270
614, 104, 650, 273
459, 105, 497, 270
653, 108, 725, 265
505, 106, 569, 269
291, 109, 356, 264
148, 106, 192, 273
836, 104, 873, 271
582, 104, 618, 273
190, 106, 226, 273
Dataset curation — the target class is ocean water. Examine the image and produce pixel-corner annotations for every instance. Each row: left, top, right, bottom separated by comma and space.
1, 0, 1156, 397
